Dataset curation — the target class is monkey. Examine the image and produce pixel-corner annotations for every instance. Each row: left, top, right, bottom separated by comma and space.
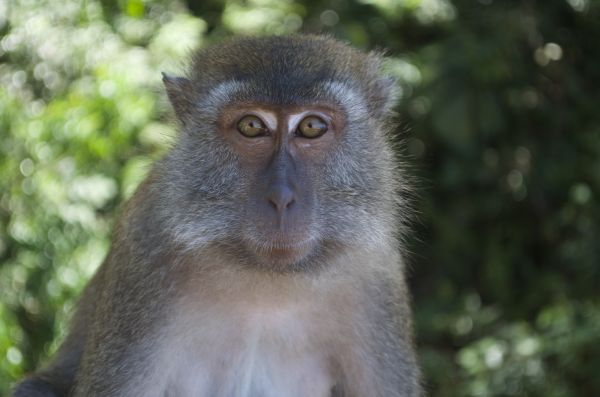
11, 35, 421, 397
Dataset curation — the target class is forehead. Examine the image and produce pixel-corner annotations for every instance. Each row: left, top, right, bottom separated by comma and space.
205, 79, 367, 121
188, 37, 377, 120
190, 36, 374, 101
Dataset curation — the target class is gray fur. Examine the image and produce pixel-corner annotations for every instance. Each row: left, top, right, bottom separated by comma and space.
12, 35, 421, 397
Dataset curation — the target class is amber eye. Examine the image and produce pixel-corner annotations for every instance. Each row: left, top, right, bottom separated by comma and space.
237, 115, 268, 137
297, 116, 328, 138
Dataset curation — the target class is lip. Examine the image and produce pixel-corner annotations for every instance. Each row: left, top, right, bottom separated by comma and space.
243, 236, 318, 266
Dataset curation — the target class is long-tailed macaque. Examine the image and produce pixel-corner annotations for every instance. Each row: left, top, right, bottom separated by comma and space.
12, 35, 422, 397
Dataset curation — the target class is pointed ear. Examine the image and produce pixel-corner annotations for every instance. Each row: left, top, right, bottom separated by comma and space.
162, 72, 193, 122
373, 76, 400, 119
366, 52, 400, 119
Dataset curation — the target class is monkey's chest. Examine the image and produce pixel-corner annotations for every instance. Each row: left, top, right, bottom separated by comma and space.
161, 305, 335, 397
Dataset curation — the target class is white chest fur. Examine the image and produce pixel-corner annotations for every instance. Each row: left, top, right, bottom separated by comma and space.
155, 297, 336, 397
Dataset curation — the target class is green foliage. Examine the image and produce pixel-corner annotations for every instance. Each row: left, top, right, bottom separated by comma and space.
0, 0, 198, 389
1, 0, 599, 395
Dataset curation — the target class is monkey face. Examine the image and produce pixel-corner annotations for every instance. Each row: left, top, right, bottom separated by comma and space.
215, 103, 345, 267
161, 36, 401, 271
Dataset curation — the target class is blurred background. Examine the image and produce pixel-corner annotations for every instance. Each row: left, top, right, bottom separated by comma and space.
1, 0, 599, 395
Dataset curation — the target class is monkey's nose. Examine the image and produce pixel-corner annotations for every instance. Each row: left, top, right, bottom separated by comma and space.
267, 185, 295, 214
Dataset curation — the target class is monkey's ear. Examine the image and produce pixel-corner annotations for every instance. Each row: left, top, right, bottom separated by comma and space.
373, 76, 400, 119
162, 73, 193, 122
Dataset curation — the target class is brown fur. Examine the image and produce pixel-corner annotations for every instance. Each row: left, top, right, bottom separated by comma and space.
12, 35, 421, 397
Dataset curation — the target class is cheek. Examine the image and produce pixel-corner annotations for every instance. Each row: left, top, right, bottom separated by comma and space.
174, 141, 242, 199
321, 142, 376, 192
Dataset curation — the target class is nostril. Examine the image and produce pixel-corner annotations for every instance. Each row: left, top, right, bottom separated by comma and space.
285, 198, 295, 209
267, 185, 295, 213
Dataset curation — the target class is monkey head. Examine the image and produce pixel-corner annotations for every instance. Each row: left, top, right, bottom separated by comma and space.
159, 35, 402, 270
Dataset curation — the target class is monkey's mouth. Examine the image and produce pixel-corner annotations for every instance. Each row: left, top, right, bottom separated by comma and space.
244, 236, 318, 267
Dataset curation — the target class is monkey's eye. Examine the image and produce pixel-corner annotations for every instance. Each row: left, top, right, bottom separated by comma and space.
297, 116, 328, 139
237, 115, 268, 137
